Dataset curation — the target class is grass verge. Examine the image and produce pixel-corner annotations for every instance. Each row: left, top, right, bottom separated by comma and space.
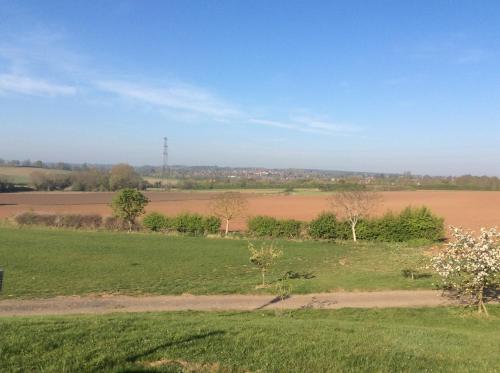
0, 307, 499, 372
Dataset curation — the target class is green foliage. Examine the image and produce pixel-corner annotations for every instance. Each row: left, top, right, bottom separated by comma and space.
306, 206, 445, 242
247, 216, 277, 237
172, 213, 205, 236
247, 216, 303, 238
143, 212, 220, 235
355, 207, 445, 242
248, 241, 283, 286
398, 206, 445, 241
203, 215, 221, 234
110, 189, 149, 231
308, 212, 338, 239
142, 212, 170, 232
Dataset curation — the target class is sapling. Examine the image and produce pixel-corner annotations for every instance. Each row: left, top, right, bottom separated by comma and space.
248, 241, 282, 287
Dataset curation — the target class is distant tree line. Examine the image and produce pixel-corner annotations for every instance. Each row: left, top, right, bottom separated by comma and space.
29, 164, 147, 191
174, 175, 500, 191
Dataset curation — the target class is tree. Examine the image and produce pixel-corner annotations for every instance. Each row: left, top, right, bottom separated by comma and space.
111, 189, 149, 232
71, 168, 110, 191
30, 171, 72, 191
210, 192, 248, 235
431, 227, 500, 315
109, 164, 144, 191
248, 241, 282, 287
331, 190, 380, 242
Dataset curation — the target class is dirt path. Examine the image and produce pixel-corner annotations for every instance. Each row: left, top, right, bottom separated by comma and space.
0, 291, 457, 316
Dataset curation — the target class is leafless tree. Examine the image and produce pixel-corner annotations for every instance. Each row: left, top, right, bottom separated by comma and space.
331, 190, 381, 242
210, 192, 248, 235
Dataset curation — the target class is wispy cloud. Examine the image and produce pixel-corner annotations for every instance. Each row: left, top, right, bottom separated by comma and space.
0, 73, 76, 96
96, 80, 241, 119
0, 24, 356, 136
250, 116, 360, 135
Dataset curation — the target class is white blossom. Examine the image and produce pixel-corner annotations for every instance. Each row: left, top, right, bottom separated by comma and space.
431, 227, 499, 313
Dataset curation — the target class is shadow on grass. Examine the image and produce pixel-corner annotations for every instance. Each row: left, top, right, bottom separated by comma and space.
401, 269, 432, 280
280, 271, 315, 280
125, 330, 226, 364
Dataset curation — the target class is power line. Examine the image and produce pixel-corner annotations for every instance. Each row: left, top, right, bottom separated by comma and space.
162, 137, 168, 190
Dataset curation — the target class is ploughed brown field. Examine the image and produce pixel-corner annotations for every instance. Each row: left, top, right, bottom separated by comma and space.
0, 190, 498, 232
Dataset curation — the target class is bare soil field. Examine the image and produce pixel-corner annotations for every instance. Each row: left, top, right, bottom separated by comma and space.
0, 190, 498, 231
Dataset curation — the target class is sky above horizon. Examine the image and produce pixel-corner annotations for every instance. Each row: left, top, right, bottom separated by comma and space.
1, 1, 499, 176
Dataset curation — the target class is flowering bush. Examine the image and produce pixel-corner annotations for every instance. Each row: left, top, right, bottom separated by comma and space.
431, 227, 500, 314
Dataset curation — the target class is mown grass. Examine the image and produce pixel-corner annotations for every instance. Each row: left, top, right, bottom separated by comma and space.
0, 307, 499, 372
0, 227, 434, 299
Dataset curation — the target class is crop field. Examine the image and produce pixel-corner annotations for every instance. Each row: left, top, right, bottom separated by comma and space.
1, 307, 499, 372
0, 167, 71, 184
0, 190, 499, 232
0, 227, 432, 299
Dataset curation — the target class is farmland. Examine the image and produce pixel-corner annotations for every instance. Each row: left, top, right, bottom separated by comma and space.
0, 167, 71, 185
1, 190, 499, 232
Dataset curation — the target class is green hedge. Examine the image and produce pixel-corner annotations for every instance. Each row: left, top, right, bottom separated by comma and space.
307, 206, 444, 242
142, 212, 220, 236
247, 216, 303, 239
142, 212, 171, 232
308, 213, 338, 239
204, 215, 222, 234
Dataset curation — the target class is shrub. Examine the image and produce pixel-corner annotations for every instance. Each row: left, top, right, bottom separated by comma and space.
204, 216, 221, 235
15, 212, 38, 226
308, 213, 337, 240
356, 219, 382, 241
274, 219, 302, 239
398, 206, 445, 241
334, 220, 352, 240
57, 214, 102, 229
143, 212, 169, 232
349, 206, 444, 242
248, 216, 278, 237
104, 216, 134, 231
173, 213, 205, 236
248, 216, 302, 238
15, 212, 101, 229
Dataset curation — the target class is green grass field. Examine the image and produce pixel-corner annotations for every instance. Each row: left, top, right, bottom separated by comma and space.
0, 166, 72, 184
1, 307, 499, 372
0, 227, 434, 299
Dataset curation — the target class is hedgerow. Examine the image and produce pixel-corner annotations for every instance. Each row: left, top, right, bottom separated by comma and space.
247, 216, 303, 238
14, 206, 443, 242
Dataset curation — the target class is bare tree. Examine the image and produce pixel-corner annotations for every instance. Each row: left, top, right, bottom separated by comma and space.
210, 192, 248, 235
331, 190, 381, 242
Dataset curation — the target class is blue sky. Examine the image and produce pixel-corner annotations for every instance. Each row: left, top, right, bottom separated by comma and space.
0, 1, 499, 176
